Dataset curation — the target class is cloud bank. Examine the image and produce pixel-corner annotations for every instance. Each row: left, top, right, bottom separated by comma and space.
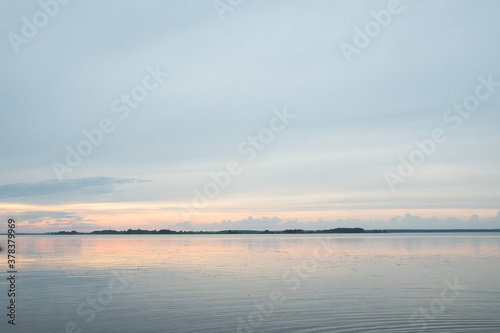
172, 211, 500, 231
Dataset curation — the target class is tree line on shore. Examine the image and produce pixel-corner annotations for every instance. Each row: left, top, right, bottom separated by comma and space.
51, 227, 388, 235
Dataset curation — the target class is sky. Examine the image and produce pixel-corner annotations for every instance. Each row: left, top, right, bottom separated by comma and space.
1, 0, 499, 232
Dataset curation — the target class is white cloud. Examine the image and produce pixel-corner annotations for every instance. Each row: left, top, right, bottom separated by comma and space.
171, 211, 500, 231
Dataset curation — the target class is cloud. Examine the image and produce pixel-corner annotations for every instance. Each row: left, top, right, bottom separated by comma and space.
0, 177, 150, 200
0, 210, 102, 232
5, 210, 499, 233
16, 211, 88, 224
172, 211, 500, 231
175, 216, 284, 231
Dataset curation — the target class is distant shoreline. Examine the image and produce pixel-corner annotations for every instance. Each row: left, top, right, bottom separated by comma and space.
3, 228, 500, 235
48, 227, 373, 235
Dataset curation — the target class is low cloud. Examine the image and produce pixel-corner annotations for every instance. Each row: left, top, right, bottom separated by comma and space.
173, 211, 500, 231
3, 211, 499, 233
1, 211, 104, 232
175, 216, 284, 231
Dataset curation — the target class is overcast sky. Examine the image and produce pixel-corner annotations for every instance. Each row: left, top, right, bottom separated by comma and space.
1, 0, 499, 232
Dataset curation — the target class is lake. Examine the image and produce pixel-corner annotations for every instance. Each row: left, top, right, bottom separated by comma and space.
1, 233, 499, 332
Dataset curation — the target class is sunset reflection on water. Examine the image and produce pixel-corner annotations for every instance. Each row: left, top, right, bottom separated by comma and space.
3, 233, 499, 333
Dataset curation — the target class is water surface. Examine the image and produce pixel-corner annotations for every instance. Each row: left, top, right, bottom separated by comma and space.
1, 233, 499, 332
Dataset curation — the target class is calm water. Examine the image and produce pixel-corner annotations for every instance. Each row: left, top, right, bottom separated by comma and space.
1, 233, 499, 332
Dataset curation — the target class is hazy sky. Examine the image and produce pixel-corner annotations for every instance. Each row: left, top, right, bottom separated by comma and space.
1, 0, 499, 232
